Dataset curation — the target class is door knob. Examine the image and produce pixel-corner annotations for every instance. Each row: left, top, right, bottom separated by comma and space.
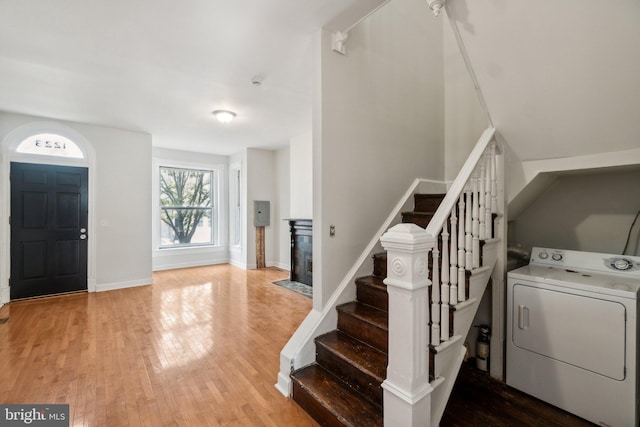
80, 228, 87, 233
80, 234, 87, 240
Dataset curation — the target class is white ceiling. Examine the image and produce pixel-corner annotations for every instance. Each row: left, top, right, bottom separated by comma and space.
0, 0, 370, 155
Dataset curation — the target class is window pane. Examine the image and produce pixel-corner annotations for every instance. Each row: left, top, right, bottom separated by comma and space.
17, 133, 84, 158
160, 168, 212, 208
160, 208, 213, 246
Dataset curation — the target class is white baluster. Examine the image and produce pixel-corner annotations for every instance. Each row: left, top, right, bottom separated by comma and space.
441, 227, 449, 288
440, 227, 450, 342
457, 195, 466, 302
479, 158, 486, 240
472, 178, 480, 269
449, 210, 458, 306
465, 188, 473, 270
441, 289, 449, 342
483, 152, 492, 240
431, 247, 440, 346
490, 143, 498, 238
491, 142, 498, 213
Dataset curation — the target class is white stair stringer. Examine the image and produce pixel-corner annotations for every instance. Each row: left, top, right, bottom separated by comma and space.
430, 345, 467, 427
430, 237, 500, 426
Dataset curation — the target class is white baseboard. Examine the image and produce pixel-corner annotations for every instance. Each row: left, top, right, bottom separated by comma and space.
269, 262, 290, 271
229, 259, 248, 270
275, 373, 292, 397
96, 277, 153, 293
152, 259, 229, 272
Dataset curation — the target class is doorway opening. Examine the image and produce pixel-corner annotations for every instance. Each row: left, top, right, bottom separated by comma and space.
10, 162, 89, 299
1, 122, 96, 304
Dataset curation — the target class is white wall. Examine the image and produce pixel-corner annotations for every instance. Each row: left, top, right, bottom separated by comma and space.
510, 169, 640, 255
0, 111, 152, 294
314, 0, 445, 309
443, 17, 488, 181
246, 148, 277, 269
275, 147, 291, 270
151, 147, 229, 271
290, 132, 313, 218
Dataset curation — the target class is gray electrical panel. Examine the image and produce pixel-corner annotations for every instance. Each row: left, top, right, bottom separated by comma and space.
254, 200, 270, 226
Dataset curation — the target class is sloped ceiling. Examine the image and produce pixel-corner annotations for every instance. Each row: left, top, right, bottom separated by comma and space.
0, 0, 385, 155
446, 0, 640, 162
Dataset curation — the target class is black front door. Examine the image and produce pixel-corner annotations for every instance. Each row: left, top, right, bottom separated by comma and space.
10, 162, 88, 299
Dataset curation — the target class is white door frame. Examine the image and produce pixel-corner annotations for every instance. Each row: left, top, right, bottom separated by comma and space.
0, 121, 97, 304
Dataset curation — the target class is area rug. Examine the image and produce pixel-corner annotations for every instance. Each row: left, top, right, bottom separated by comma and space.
272, 279, 312, 298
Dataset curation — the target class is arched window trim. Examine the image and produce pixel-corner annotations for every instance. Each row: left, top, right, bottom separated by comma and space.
6, 122, 92, 168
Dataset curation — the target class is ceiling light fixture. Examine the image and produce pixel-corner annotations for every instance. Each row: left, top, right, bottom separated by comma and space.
212, 110, 236, 123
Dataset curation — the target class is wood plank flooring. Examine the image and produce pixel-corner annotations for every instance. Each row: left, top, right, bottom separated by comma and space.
443, 362, 595, 427
0, 265, 317, 426
0, 264, 596, 426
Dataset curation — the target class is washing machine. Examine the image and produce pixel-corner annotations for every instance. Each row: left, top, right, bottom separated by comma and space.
507, 247, 640, 427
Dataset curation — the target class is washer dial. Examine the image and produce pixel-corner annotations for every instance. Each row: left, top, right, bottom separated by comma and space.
612, 258, 633, 271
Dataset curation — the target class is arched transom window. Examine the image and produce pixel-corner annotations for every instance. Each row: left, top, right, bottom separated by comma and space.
16, 133, 84, 159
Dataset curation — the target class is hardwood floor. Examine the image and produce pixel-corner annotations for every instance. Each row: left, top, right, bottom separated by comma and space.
0, 264, 596, 426
0, 265, 318, 426
442, 362, 595, 427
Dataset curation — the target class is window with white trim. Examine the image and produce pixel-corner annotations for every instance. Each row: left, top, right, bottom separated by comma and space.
159, 166, 217, 247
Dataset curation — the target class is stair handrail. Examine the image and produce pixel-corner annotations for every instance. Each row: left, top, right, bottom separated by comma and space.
424, 127, 496, 240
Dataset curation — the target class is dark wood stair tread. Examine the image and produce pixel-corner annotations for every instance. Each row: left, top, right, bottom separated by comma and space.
292, 364, 383, 427
337, 302, 388, 331
316, 330, 387, 382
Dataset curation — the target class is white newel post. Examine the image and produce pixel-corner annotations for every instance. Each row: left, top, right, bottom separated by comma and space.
380, 223, 435, 427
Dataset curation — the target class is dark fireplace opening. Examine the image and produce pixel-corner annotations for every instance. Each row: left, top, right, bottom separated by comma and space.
288, 219, 312, 286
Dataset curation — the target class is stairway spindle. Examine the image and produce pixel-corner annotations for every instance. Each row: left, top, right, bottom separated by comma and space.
490, 143, 498, 238
479, 158, 486, 240
457, 195, 466, 302
449, 210, 458, 306
483, 153, 492, 240
472, 178, 480, 269
431, 246, 441, 346
440, 227, 450, 342
465, 189, 473, 270
490, 142, 498, 214
440, 292, 450, 342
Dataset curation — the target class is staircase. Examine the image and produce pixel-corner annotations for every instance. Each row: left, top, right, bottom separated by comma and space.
291, 187, 499, 426
280, 128, 503, 427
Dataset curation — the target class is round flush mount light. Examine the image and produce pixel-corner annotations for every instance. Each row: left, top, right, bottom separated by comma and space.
212, 110, 236, 123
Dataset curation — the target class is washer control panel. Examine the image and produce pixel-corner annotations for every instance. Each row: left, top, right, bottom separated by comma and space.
530, 247, 640, 276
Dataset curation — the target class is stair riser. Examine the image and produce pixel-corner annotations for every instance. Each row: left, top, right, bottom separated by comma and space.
356, 283, 388, 312
292, 380, 347, 427
414, 194, 445, 212
372, 254, 386, 278
401, 213, 432, 228
337, 313, 388, 353
316, 345, 383, 407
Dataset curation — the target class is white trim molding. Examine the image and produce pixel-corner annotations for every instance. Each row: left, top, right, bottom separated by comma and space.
96, 277, 153, 293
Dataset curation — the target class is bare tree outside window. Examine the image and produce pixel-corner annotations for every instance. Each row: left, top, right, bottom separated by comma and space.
160, 167, 214, 246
